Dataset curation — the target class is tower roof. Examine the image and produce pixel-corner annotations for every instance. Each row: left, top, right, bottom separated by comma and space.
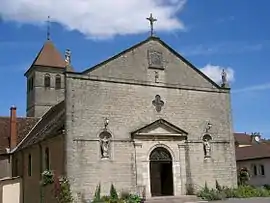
32, 40, 66, 68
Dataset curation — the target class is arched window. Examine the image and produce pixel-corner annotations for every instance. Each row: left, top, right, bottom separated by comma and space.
45, 147, 50, 170
44, 74, 51, 88
55, 75, 61, 89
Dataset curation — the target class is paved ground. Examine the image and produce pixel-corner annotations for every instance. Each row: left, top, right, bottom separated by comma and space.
145, 196, 270, 203
209, 198, 270, 203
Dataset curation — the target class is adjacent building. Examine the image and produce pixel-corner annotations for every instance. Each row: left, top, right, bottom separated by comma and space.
235, 133, 270, 187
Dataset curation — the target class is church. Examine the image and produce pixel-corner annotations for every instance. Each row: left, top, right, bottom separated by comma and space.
1, 15, 237, 203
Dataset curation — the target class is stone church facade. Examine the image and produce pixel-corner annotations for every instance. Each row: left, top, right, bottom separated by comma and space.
7, 35, 237, 202
65, 36, 237, 199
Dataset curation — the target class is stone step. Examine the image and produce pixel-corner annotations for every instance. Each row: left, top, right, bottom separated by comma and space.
144, 195, 204, 203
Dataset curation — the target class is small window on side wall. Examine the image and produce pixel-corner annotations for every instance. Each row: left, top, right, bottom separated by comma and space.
44, 74, 51, 88
259, 165, 265, 176
45, 147, 50, 170
28, 154, 32, 176
55, 75, 61, 89
14, 158, 18, 176
252, 164, 257, 176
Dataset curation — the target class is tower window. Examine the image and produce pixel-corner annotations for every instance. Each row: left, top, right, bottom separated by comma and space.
44, 74, 51, 88
30, 77, 34, 90
55, 75, 61, 89
27, 79, 31, 92
27, 77, 34, 92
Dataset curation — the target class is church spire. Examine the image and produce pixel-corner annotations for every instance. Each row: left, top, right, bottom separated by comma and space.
146, 13, 157, 37
46, 16, 51, 40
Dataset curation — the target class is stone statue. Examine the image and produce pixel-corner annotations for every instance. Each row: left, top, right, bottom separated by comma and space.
221, 69, 227, 86
65, 49, 71, 65
100, 136, 110, 158
203, 140, 211, 158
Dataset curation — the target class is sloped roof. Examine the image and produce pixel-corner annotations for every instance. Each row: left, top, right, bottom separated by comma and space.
15, 101, 65, 151
31, 40, 66, 68
234, 133, 252, 145
81, 36, 223, 90
236, 144, 270, 161
0, 117, 39, 154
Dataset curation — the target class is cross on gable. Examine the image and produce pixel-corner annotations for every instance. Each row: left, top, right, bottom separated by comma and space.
152, 95, 164, 112
146, 13, 157, 36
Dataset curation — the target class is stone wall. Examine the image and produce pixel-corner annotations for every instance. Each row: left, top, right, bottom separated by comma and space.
65, 73, 237, 200
237, 158, 270, 187
0, 156, 11, 179
26, 67, 65, 117
12, 134, 65, 203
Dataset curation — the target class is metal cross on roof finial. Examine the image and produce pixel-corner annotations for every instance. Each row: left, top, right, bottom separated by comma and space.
46, 16, 51, 40
146, 13, 157, 37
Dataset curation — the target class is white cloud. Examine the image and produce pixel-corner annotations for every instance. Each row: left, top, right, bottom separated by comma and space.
0, 0, 186, 39
200, 64, 235, 84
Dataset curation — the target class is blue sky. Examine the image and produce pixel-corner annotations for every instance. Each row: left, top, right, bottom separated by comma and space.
0, 0, 269, 138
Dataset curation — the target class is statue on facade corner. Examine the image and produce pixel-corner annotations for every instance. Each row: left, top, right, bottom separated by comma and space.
221, 69, 227, 87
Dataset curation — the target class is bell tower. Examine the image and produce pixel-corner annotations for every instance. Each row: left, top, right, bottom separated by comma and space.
24, 39, 69, 117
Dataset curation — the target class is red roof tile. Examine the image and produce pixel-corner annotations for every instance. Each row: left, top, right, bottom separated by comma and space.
234, 133, 252, 145
236, 144, 270, 161
0, 117, 39, 154
16, 101, 65, 151
32, 40, 66, 68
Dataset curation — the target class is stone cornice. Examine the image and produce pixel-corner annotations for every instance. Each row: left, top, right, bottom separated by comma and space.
65, 73, 230, 94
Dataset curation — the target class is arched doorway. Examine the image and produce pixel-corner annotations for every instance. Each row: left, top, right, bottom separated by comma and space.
150, 147, 174, 196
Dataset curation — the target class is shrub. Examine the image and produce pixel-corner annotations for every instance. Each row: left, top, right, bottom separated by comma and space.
264, 184, 270, 190
238, 168, 250, 186
197, 188, 224, 201
222, 187, 237, 198
93, 184, 101, 201
215, 180, 222, 192
197, 184, 270, 201
120, 191, 130, 200
110, 184, 119, 200
126, 194, 142, 203
41, 169, 54, 186
54, 176, 74, 203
